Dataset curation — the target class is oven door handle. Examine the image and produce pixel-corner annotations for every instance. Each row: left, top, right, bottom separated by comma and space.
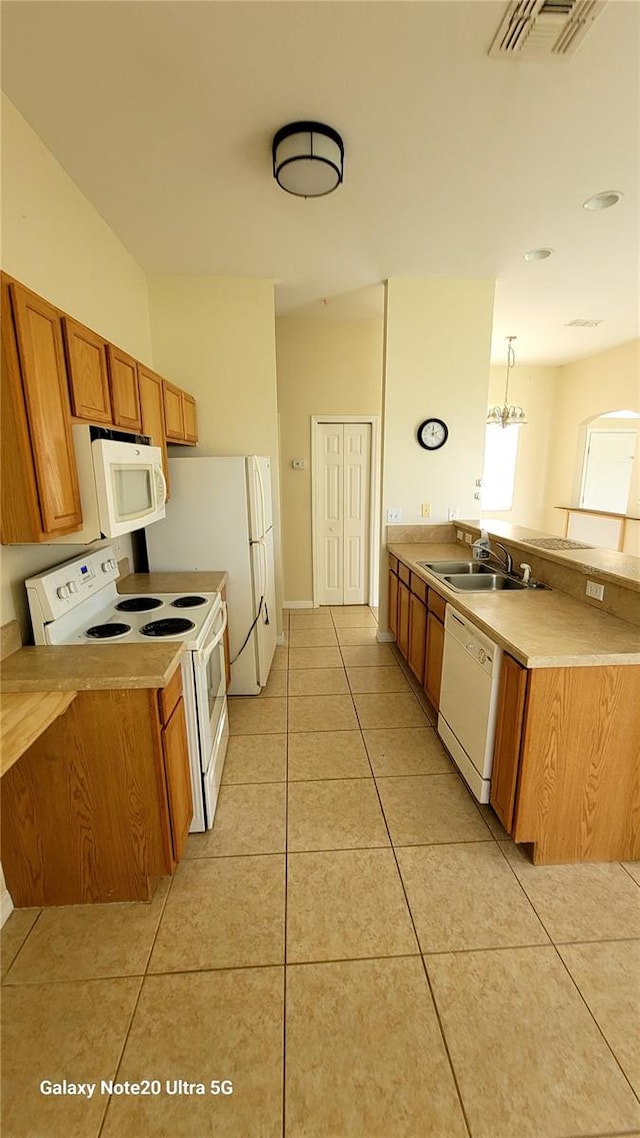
196, 602, 228, 666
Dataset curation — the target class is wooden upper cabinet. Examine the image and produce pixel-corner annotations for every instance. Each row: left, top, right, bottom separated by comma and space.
138, 364, 170, 496
106, 344, 141, 431
2, 279, 82, 541
62, 316, 111, 423
182, 392, 198, 444
163, 380, 184, 440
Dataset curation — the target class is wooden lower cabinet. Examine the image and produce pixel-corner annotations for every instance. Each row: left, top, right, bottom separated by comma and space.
397, 579, 410, 659
0, 669, 193, 905
489, 653, 528, 833
491, 659, 640, 864
424, 611, 445, 710
388, 570, 399, 638
408, 593, 427, 683
162, 696, 193, 862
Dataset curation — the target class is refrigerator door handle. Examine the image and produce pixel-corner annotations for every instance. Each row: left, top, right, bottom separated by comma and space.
255, 458, 267, 539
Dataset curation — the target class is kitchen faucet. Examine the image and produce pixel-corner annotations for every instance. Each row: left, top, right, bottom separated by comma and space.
486, 542, 513, 575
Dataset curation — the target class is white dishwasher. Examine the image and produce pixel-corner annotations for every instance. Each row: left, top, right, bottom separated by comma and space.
437, 606, 503, 803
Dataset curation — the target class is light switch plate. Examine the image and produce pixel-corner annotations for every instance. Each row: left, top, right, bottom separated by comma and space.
386, 508, 402, 523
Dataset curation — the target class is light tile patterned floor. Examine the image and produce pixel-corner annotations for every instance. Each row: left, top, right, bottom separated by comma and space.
2, 604, 639, 1137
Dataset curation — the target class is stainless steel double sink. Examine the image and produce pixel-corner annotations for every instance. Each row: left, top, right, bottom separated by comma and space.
417, 560, 528, 592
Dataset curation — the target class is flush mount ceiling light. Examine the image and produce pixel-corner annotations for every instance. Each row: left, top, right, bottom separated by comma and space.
524, 247, 554, 261
583, 190, 623, 211
272, 121, 344, 198
487, 336, 528, 429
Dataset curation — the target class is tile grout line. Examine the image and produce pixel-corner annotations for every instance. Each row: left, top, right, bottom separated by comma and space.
359, 712, 474, 1138
492, 841, 640, 1104
2, 906, 45, 981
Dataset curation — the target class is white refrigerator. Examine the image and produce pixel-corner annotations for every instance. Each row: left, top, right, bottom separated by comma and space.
145, 455, 277, 695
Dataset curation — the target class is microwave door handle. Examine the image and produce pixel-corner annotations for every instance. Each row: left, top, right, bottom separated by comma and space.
154, 463, 167, 506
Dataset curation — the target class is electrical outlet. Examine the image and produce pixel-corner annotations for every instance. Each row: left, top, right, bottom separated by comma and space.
456, 529, 464, 542
586, 580, 605, 601
464, 532, 473, 544
386, 508, 402, 523
291, 458, 306, 470
447, 507, 459, 520
421, 502, 431, 518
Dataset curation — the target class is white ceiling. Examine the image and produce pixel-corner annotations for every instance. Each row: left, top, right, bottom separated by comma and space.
1, 0, 638, 365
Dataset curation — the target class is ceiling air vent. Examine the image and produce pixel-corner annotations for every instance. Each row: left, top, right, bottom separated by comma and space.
565, 318, 603, 327
489, 0, 607, 59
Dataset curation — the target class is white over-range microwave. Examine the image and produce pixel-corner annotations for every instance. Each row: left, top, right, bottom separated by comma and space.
55, 424, 167, 544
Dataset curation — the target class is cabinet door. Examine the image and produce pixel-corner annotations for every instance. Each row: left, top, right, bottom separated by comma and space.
161, 696, 193, 862
424, 612, 445, 710
138, 365, 170, 497
62, 316, 112, 423
106, 344, 142, 431
490, 654, 528, 834
408, 593, 427, 683
397, 579, 410, 659
9, 283, 82, 536
163, 380, 185, 440
388, 571, 399, 638
182, 392, 198, 444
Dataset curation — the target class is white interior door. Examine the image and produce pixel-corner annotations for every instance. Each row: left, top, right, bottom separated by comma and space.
315, 422, 371, 605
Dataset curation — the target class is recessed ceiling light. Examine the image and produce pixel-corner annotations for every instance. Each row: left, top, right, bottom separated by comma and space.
582, 191, 623, 211
523, 248, 553, 261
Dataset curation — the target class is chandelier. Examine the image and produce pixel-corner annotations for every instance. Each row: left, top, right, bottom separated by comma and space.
487, 336, 528, 428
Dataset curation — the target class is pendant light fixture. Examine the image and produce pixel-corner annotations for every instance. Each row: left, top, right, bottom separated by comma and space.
487, 336, 528, 428
272, 121, 344, 198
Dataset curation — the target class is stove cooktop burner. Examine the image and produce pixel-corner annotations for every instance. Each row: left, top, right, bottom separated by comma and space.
140, 617, 196, 637
86, 622, 132, 640
115, 597, 163, 613
171, 595, 208, 608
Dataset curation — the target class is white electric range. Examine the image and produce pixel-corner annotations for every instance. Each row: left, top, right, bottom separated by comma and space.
25, 546, 228, 831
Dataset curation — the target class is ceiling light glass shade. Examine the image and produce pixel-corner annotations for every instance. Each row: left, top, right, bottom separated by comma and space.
487, 336, 528, 429
583, 190, 623, 211
523, 247, 553, 261
272, 121, 344, 198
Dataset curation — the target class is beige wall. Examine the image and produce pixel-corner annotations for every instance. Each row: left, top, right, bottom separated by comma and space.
483, 364, 559, 530
543, 339, 640, 554
276, 315, 384, 603
147, 276, 283, 623
0, 96, 154, 639
379, 278, 495, 629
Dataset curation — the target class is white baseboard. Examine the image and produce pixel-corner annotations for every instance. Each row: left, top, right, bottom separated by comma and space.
376, 630, 395, 643
284, 601, 315, 609
0, 886, 14, 928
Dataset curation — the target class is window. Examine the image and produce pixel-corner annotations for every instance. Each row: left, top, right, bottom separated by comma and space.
480, 424, 520, 511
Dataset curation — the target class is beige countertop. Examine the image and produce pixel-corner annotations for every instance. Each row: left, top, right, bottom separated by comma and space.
389, 542, 640, 668
118, 570, 228, 594
0, 690, 77, 775
0, 643, 183, 693
462, 519, 640, 591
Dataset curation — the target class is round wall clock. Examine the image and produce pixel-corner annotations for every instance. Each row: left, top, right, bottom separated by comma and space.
417, 418, 448, 451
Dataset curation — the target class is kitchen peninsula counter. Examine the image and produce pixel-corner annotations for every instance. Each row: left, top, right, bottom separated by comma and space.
388, 542, 640, 668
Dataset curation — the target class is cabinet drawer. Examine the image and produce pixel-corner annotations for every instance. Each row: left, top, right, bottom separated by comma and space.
388, 554, 399, 575
428, 588, 447, 623
158, 665, 183, 724
410, 573, 427, 603
398, 562, 411, 586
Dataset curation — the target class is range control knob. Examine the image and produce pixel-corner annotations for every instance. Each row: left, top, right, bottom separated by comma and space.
101, 561, 111, 573
478, 648, 487, 665
67, 581, 79, 594
56, 585, 70, 600
110, 558, 118, 571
